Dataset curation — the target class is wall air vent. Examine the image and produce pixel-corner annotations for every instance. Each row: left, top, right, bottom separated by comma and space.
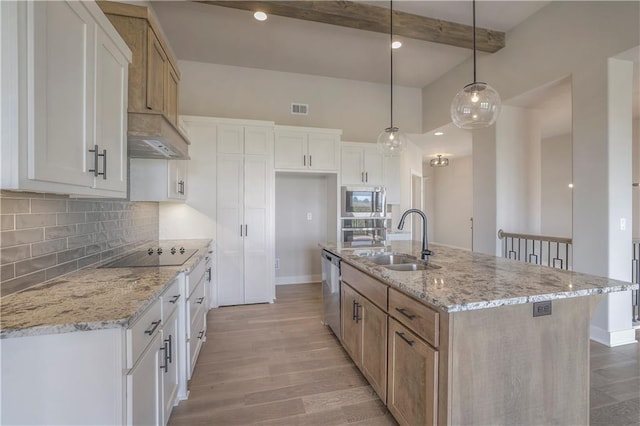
291, 103, 309, 115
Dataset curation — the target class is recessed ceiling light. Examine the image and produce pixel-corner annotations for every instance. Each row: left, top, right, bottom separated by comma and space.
391, 41, 402, 49
434, 131, 444, 136
254, 11, 267, 21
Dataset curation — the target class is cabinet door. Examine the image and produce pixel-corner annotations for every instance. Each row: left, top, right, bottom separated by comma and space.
167, 160, 187, 200
218, 125, 244, 154
146, 28, 166, 113
94, 26, 128, 193
245, 126, 273, 156
341, 147, 365, 185
166, 64, 179, 126
361, 297, 388, 403
341, 284, 362, 365
161, 312, 179, 425
216, 154, 245, 306
308, 133, 339, 171
127, 333, 162, 426
274, 131, 306, 169
363, 148, 384, 186
30, 1, 94, 188
387, 318, 438, 426
244, 155, 272, 303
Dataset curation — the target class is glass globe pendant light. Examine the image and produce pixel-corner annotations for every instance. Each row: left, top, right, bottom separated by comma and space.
377, 0, 407, 155
450, 0, 501, 129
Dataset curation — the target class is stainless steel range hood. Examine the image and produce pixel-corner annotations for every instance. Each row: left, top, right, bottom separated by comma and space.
127, 111, 190, 159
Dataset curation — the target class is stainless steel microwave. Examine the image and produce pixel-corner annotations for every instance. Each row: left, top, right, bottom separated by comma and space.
341, 186, 386, 217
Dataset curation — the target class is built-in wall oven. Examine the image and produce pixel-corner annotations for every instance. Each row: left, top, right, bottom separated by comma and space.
340, 186, 388, 243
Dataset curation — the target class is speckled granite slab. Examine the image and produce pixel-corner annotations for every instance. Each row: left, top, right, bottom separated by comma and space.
323, 241, 638, 313
0, 239, 212, 339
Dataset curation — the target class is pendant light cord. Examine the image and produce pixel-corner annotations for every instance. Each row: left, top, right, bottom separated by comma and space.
390, 0, 394, 128
472, 0, 477, 83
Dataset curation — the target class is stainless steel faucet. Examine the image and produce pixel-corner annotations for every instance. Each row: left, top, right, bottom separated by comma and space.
397, 209, 433, 261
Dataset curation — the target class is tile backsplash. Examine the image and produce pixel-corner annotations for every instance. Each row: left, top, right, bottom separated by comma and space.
0, 191, 159, 296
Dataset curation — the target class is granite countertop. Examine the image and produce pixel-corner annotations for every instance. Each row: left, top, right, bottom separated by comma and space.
323, 241, 638, 313
0, 239, 212, 339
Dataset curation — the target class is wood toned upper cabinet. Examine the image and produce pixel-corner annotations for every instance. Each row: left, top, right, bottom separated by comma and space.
387, 318, 438, 426
166, 64, 179, 125
146, 27, 167, 113
98, 1, 181, 121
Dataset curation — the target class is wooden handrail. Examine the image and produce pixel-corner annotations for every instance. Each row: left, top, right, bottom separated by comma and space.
497, 229, 572, 245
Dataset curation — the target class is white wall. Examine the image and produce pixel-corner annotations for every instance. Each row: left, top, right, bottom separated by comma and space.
275, 174, 328, 284
541, 133, 572, 237
496, 106, 542, 236
425, 156, 473, 250
178, 60, 423, 143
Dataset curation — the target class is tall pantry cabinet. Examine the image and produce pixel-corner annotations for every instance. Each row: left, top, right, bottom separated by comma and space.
217, 124, 275, 305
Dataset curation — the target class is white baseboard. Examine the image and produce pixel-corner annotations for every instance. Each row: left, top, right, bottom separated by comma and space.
276, 274, 321, 285
590, 325, 638, 347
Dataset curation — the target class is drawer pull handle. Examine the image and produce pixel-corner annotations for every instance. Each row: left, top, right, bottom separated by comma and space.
198, 330, 205, 339
197, 297, 205, 304
144, 320, 161, 336
207, 267, 212, 282
169, 295, 181, 304
395, 307, 416, 320
396, 331, 415, 346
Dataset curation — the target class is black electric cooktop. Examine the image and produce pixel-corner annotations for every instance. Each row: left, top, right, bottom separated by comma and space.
101, 247, 198, 268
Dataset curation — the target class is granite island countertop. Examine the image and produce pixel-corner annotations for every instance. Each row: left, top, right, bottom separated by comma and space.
323, 241, 638, 313
0, 239, 212, 339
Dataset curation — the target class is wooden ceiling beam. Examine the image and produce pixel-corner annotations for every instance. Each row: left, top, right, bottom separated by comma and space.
196, 1, 505, 53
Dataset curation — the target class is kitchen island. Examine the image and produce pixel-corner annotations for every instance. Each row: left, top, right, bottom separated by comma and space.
322, 241, 637, 426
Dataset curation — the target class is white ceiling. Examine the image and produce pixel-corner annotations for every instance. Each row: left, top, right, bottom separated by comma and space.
151, 1, 637, 162
151, 1, 549, 88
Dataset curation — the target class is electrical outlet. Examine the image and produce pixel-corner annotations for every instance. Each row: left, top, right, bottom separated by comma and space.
533, 301, 552, 317
275, 258, 280, 270
307, 212, 312, 221
620, 218, 626, 231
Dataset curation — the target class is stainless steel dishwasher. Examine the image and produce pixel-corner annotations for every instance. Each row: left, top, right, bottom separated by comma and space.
321, 249, 341, 339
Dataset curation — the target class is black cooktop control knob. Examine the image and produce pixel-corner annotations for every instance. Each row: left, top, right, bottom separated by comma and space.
179, 247, 185, 254
157, 248, 163, 255
147, 248, 154, 255
170, 248, 177, 255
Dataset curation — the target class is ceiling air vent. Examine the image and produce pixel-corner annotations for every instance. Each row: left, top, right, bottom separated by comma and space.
291, 103, 309, 116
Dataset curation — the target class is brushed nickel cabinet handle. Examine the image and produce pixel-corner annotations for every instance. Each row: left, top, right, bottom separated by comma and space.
88, 145, 99, 177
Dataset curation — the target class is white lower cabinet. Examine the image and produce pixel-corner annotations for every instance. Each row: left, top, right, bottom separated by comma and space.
185, 257, 208, 379
127, 332, 162, 426
0, 275, 194, 425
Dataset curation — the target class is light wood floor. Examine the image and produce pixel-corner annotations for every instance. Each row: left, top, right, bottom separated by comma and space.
169, 283, 639, 426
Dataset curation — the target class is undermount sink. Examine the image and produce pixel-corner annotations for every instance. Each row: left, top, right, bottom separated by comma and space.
384, 262, 441, 271
363, 253, 419, 265
359, 253, 441, 271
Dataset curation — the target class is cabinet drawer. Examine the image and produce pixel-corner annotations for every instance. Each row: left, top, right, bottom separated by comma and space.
161, 278, 182, 322
186, 256, 206, 297
188, 279, 207, 333
127, 299, 162, 368
389, 289, 439, 348
341, 263, 388, 311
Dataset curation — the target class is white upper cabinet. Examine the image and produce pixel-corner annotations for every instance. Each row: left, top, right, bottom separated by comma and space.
274, 126, 341, 171
130, 159, 188, 202
0, 1, 131, 197
341, 142, 384, 186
